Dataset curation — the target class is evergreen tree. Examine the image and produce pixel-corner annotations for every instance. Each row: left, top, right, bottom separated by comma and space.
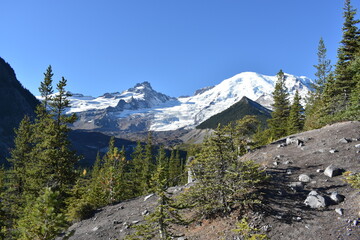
25, 76, 79, 200
305, 38, 333, 130
168, 149, 181, 187
6, 116, 33, 218
142, 132, 156, 192
342, 53, 360, 120
288, 90, 305, 134
17, 188, 66, 240
130, 141, 147, 196
335, 0, 360, 103
182, 121, 266, 217
313, 38, 332, 94
267, 70, 290, 139
38, 65, 54, 110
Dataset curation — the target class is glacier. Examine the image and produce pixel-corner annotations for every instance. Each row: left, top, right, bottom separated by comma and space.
59, 71, 313, 132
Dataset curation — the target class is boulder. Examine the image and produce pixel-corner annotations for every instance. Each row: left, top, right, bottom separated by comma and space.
324, 164, 343, 177
299, 174, 311, 183
330, 192, 345, 203
304, 191, 328, 209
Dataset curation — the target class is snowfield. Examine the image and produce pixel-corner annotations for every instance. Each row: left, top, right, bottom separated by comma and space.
44, 72, 313, 132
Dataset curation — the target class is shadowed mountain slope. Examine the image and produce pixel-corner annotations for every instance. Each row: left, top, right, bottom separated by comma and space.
196, 96, 272, 129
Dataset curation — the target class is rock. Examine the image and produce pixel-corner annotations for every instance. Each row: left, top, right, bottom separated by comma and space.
283, 160, 292, 165
304, 191, 328, 209
330, 192, 345, 203
286, 137, 295, 145
286, 169, 292, 175
316, 169, 323, 173
142, 210, 149, 216
289, 182, 304, 192
296, 139, 304, 147
335, 208, 344, 215
324, 164, 343, 177
339, 138, 351, 143
273, 161, 279, 166
144, 194, 154, 201
176, 237, 187, 240
92, 226, 99, 231
329, 149, 339, 153
299, 174, 311, 183
355, 144, 360, 148
278, 143, 286, 148
274, 155, 284, 160
353, 220, 358, 226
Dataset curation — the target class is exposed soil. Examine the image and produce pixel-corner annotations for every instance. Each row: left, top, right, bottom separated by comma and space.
58, 121, 360, 240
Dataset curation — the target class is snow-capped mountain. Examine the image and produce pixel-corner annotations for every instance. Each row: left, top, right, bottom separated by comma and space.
64, 72, 313, 132
67, 81, 174, 114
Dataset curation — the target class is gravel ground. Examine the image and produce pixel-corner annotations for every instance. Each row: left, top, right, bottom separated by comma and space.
58, 121, 360, 240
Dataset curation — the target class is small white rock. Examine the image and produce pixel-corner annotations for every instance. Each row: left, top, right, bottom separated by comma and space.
299, 174, 311, 183
335, 208, 344, 215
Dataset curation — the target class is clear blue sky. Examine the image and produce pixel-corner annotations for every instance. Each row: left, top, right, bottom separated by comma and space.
1, 0, 359, 97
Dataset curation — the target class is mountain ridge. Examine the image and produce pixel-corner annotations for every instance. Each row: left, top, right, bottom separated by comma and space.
62, 71, 313, 133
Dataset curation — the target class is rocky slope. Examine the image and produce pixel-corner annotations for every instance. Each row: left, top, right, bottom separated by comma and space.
65, 72, 313, 133
58, 121, 360, 240
0, 57, 39, 164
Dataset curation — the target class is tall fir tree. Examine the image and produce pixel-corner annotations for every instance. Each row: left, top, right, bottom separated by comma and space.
25, 76, 79, 200
168, 149, 181, 187
335, 0, 360, 104
129, 141, 147, 196
142, 132, 156, 192
342, 53, 360, 120
38, 65, 54, 110
313, 38, 332, 94
305, 38, 332, 130
267, 70, 290, 139
288, 90, 305, 134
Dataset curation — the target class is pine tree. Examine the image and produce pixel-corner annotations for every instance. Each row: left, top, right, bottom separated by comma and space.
288, 90, 305, 134
313, 38, 332, 94
17, 188, 66, 240
335, 0, 360, 103
168, 149, 181, 187
305, 38, 333, 130
183, 122, 266, 217
343, 53, 360, 120
129, 141, 146, 196
25, 76, 79, 200
267, 70, 290, 139
142, 132, 156, 192
38, 65, 54, 110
